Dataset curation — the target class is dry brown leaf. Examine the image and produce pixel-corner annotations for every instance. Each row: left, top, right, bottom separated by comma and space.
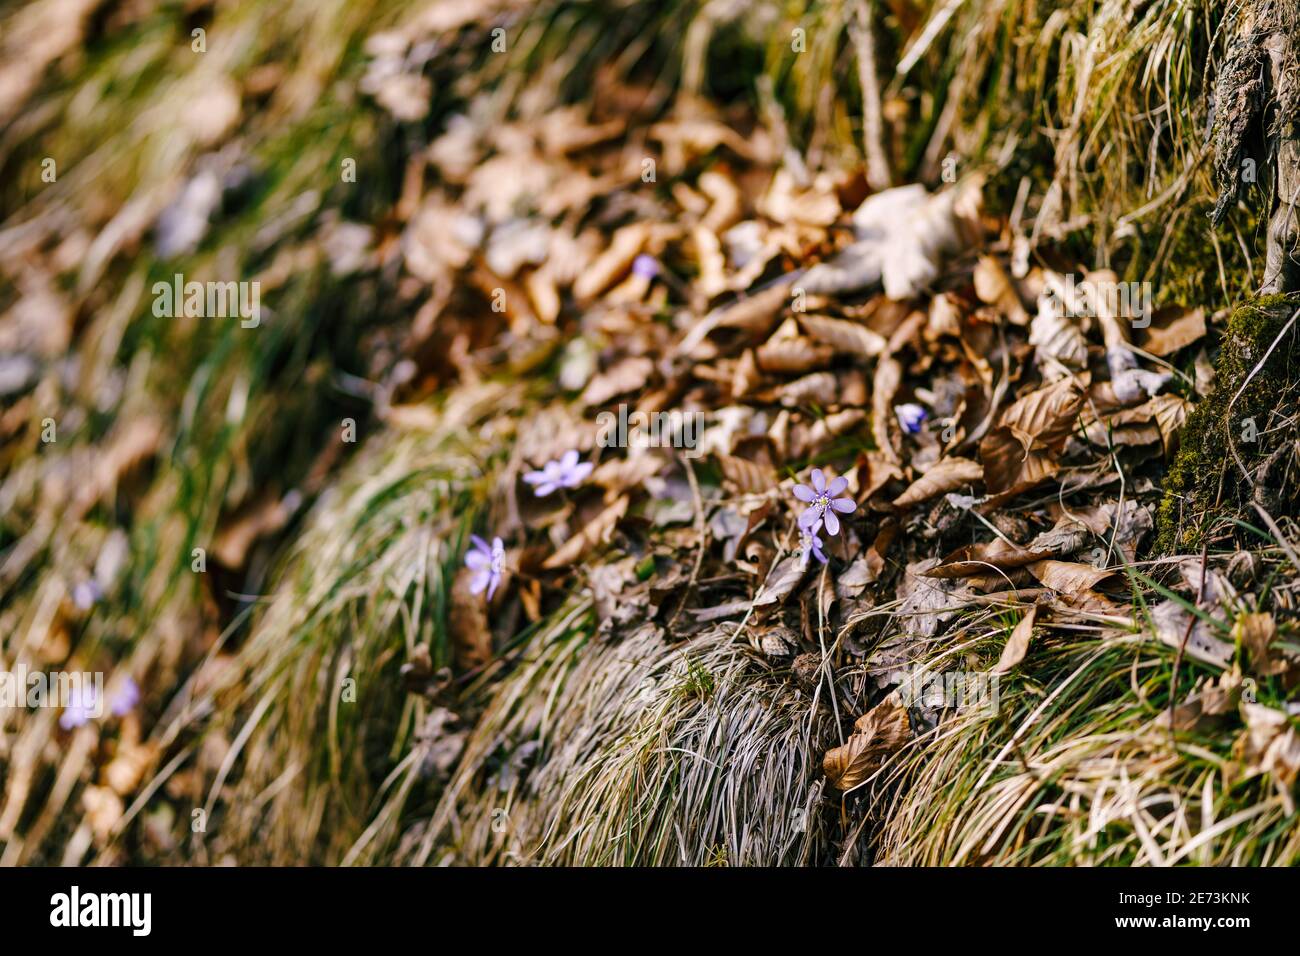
872, 357, 903, 464
581, 356, 654, 407
992, 604, 1037, 673
1140, 306, 1206, 357
716, 454, 776, 495
979, 377, 1083, 495
1026, 559, 1115, 595
450, 566, 494, 670
1236, 612, 1291, 677
892, 456, 983, 507
824, 692, 910, 790
797, 313, 888, 357
756, 337, 833, 374
541, 496, 629, 570
927, 538, 1055, 579
973, 255, 1028, 324
778, 370, 839, 408
573, 223, 650, 301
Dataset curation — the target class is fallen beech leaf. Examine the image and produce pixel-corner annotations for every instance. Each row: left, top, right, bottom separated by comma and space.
992, 604, 1037, 673
926, 538, 1055, 579
892, 456, 983, 507
1026, 559, 1116, 595
778, 370, 839, 408
581, 356, 654, 407
1237, 612, 1291, 677
450, 566, 494, 670
824, 691, 910, 790
797, 313, 888, 357
542, 496, 629, 570
974, 255, 1028, 325
1140, 306, 1205, 357
979, 377, 1083, 494
573, 223, 650, 301
756, 336, 833, 374
872, 357, 903, 463
716, 454, 776, 495
754, 555, 808, 606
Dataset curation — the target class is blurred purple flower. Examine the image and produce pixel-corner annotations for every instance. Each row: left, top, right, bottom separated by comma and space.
72, 579, 103, 611
110, 677, 140, 717
523, 449, 593, 497
60, 684, 100, 730
799, 529, 828, 569
895, 402, 928, 435
793, 468, 857, 536
632, 254, 659, 280
465, 535, 505, 600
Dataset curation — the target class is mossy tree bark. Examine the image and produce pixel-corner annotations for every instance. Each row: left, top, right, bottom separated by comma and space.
1160, 1, 1300, 552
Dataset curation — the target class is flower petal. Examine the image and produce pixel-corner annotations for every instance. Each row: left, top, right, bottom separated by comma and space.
798, 507, 821, 529
567, 461, 594, 485
810, 468, 826, 493
830, 496, 857, 514
470, 534, 489, 552
469, 569, 490, 594
562, 449, 579, 469
792, 484, 816, 502
465, 551, 488, 570
824, 509, 840, 536
827, 476, 848, 497
533, 482, 557, 497
523, 471, 547, 485
487, 573, 500, 601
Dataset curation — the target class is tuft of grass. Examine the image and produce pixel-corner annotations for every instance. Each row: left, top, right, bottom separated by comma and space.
420, 617, 839, 866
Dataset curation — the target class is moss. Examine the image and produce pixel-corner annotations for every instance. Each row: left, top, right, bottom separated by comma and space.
1157, 293, 1300, 551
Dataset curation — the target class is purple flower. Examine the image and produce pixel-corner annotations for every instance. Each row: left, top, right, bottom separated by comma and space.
895, 402, 928, 435
523, 449, 593, 497
799, 529, 828, 569
110, 677, 140, 717
793, 468, 857, 536
72, 580, 102, 611
631, 254, 659, 280
465, 535, 505, 600
60, 683, 100, 730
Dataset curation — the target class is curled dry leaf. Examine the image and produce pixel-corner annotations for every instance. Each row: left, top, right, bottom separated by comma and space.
926, 538, 1055, 579
1139, 306, 1206, 357
541, 496, 629, 570
974, 255, 1028, 325
573, 222, 650, 301
716, 453, 776, 495
580, 356, 655, 407
756, 337, 833, 374
823, 691, 911, 790
797, 313, 888, 357
979, 377, 1083, 495
992, 603, 1037, 673
1026, 559, 1116, 595
892, 456, 983, 507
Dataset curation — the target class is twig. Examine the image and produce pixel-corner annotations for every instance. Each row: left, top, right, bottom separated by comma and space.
851, 0, 891, 192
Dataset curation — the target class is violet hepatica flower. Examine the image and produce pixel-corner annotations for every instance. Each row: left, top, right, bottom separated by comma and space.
799, 528, 828, 569
631, 254, 659, 280
60, 684, 100, 730
465, 535, 505, 600
793, 468, 857, 536
523, 449, 593, 497
895, 402, 928, 435
110, 677, 140, 717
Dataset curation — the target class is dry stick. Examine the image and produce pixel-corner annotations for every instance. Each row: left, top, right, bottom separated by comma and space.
1168, 542, 1209, 746
667, 451, 707, 632
851, 0, 891, 192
